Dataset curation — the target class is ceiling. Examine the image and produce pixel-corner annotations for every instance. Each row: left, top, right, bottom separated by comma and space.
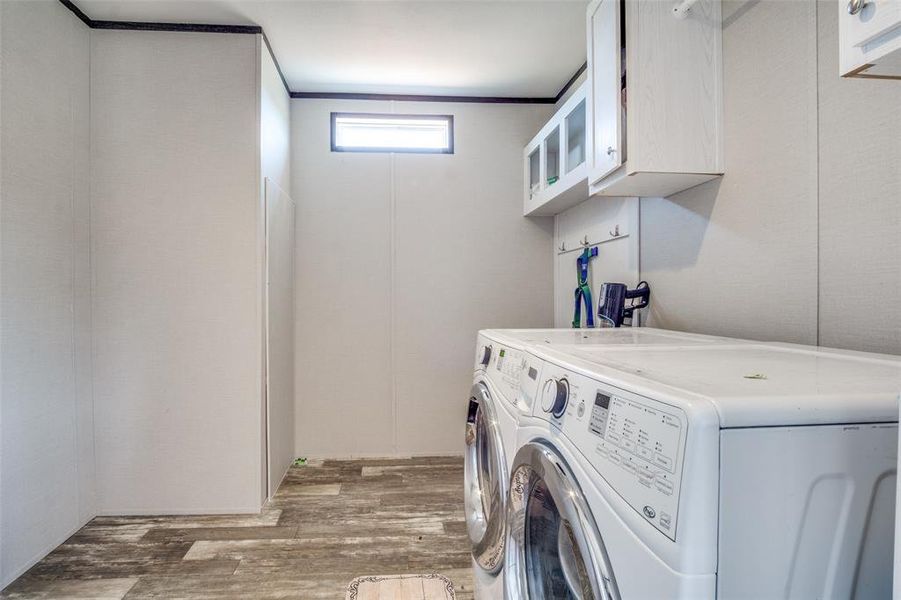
76, 0, 588, 98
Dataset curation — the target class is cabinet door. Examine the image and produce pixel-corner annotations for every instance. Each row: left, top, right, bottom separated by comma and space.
839, 0, 901, 76
587, 0, 623, 183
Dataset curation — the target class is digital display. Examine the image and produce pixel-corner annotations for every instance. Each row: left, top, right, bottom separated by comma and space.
589, 391, 611, 438
528, 367, 538, 381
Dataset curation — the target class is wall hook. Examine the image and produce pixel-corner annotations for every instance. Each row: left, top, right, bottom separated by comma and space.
673, 0, 699, 19
582, 235, 590, 246
559, 241, 566, 252
609, 225, 621, 238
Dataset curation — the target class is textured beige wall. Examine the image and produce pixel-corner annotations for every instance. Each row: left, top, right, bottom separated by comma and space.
260, 42, 294, 497
0, 0, 93, 586
91, 31, 263, 512
816, 3, 900, 354
640, 0, 899, 355
291, 100, 554, 457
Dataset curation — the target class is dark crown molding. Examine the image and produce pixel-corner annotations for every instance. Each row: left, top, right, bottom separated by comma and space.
58, 0, 285, 95
59, 0, 585, 106
91, 20, 261, 34
554, 62, 588, 104
289, 91, 557, 104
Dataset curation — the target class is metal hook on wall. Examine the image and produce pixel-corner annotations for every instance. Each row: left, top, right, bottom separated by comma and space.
609, 224, 621, 238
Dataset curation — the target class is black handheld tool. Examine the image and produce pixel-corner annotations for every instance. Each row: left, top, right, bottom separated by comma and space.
597, 281, 650, 327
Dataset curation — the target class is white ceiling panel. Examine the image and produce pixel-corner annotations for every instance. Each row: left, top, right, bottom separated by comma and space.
76, 0, 588, 97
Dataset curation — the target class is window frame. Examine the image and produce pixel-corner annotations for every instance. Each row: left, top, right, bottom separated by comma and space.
330, 112, 455, 154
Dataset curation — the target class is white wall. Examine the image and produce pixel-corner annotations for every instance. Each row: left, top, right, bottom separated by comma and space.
0, 0, 93, 586
260, 44, 295, 497
291, 99, 554, 458
641, 0, 820, 346
90, 30, 264, 513
816, 3, 900, 354
639, 0, 899, 356
553, 197, 639, 328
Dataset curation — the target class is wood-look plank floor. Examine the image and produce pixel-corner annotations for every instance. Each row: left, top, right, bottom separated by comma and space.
1, 456, 473, 599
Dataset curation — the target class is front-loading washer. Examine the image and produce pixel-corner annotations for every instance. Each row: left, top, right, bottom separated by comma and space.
505, 341, 901, 599
466, 327, 734, 599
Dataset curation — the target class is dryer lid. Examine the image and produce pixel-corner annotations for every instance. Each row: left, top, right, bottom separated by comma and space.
538, 344, 901, 428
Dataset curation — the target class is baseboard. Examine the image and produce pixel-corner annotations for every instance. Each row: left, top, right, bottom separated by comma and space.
296, 451, 465, 460
95, 505, 261, 516
268, 462, 292, 500
1, 514, 93, 590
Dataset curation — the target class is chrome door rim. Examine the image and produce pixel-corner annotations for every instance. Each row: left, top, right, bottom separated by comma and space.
505, 440, 620, 600
464, 382, 508, 574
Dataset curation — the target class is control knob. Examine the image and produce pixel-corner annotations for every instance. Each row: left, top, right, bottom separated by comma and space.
541, 378, 569, 418
479, 345, 492, 366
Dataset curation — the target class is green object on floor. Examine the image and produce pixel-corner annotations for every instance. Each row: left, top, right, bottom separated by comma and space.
294, 457, 307, 466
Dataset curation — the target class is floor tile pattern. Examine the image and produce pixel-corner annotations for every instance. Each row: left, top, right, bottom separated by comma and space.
1, 456, 472, 599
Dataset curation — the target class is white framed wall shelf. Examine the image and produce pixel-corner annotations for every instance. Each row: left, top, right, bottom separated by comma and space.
523, 81, 590, 216
586, 0, 724, 198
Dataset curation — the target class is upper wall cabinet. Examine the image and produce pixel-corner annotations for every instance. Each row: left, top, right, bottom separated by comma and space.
839, 0, 901, 78
587, 0, 724, 198
524, 81, 590, 216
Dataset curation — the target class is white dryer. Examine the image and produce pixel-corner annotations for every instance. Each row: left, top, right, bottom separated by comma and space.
505, 342, 901, 599
467, 330, 543, 600
466, 328, 733, 599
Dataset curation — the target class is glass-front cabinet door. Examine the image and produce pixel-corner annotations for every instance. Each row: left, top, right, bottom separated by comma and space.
587, 0, 623, 183
565, 98, 587, 175
545, 126, 561, 189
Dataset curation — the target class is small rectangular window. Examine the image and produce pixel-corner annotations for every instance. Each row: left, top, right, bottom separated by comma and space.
331, 113, 453, 154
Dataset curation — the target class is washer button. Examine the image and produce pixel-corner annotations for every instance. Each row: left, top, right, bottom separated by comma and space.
659, 513, 672, 530
654, 453, 674, 471
655, 479, 674, 495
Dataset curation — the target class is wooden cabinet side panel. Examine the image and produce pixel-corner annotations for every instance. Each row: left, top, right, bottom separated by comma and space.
628, 0, 723, 174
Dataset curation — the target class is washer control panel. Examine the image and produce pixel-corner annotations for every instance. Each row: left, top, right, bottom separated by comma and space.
535, 357, 687, 541
478, 336, 533, 414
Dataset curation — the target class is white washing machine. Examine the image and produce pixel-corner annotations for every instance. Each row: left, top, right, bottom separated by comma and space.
505, 341, 901, 599
466, 328, 736, 599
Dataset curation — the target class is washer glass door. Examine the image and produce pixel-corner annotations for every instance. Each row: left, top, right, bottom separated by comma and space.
465, 382, 507, 574
506, 441, 619, 600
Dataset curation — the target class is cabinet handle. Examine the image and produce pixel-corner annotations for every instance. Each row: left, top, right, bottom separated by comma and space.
606, 146, 617, 156
847, 0, 867, 15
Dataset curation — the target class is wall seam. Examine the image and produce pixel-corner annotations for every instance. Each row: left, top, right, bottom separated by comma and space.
814, 0, 821, 347
388, 108, 398, 454
69, 13, 82, 522
87, 25, 100, 513
86, 22, 97, 517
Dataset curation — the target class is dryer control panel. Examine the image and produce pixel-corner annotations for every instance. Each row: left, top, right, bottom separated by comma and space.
536, 359, 688, 541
